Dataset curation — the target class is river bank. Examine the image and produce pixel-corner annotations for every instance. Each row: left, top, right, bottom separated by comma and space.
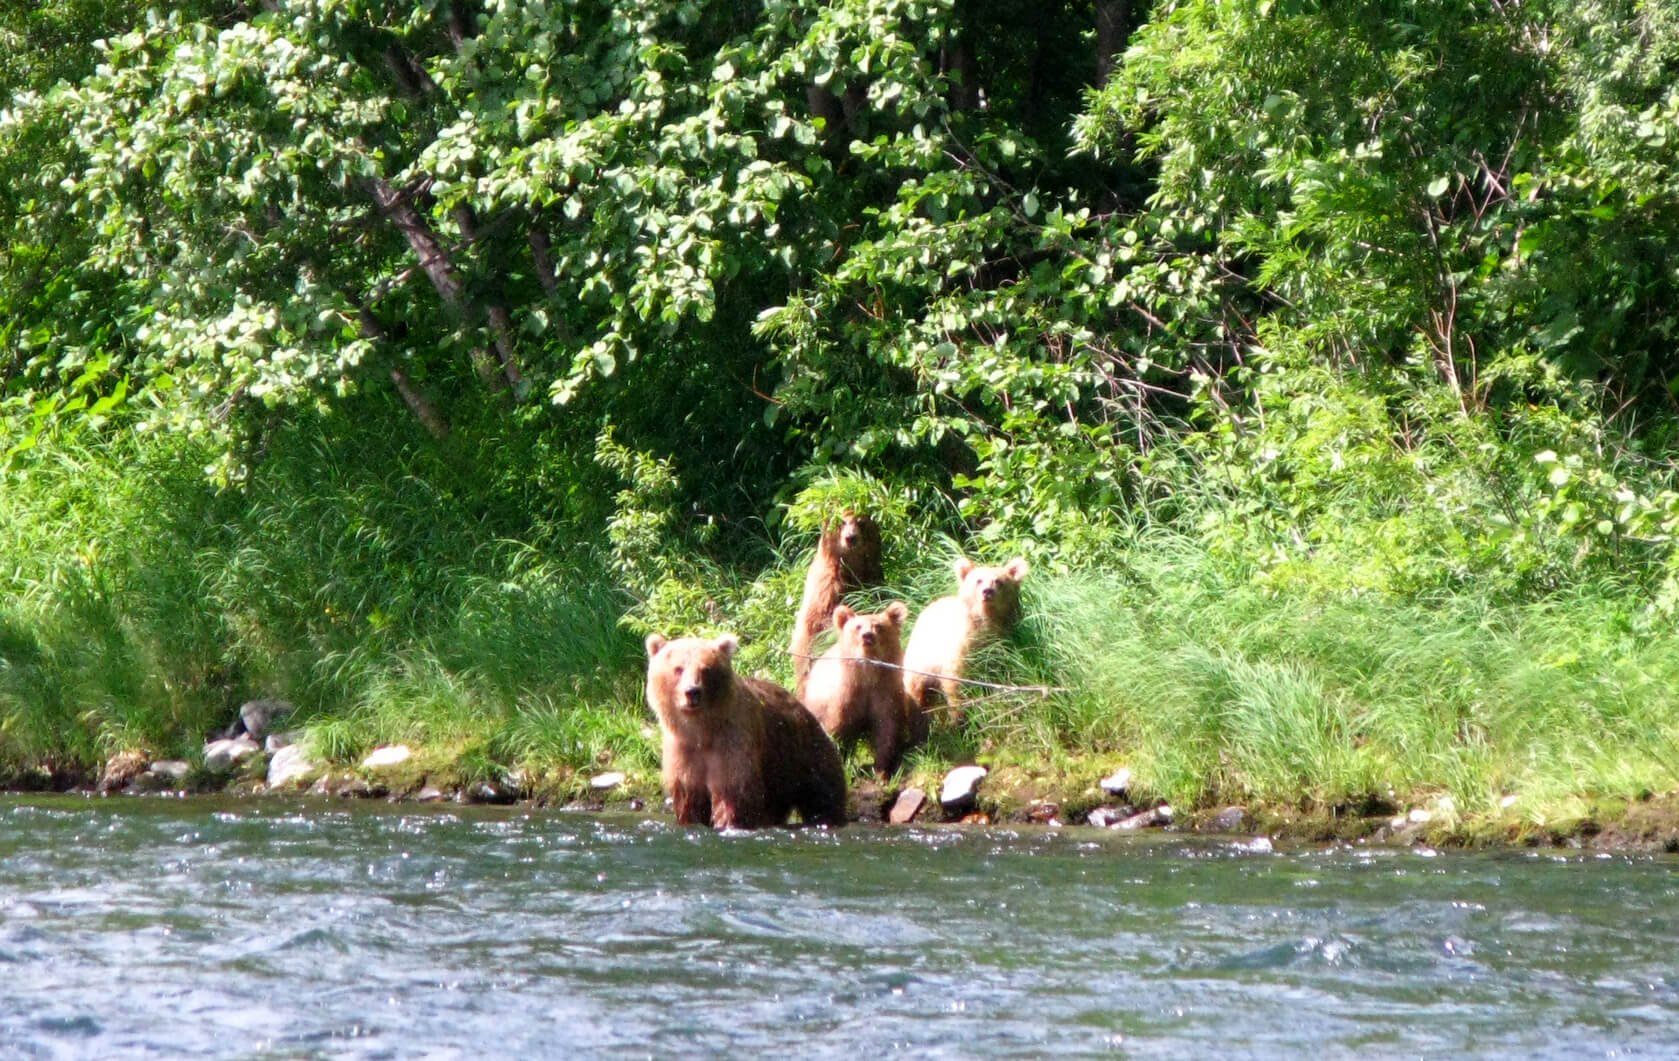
14, 744, 1679, 855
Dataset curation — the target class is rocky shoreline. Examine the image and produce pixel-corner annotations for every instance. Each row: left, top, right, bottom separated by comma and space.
7, 734, 1676, 855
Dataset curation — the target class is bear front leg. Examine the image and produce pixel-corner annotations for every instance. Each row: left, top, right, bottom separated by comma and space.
670, 781, 711, 826
710, 783, 768, 830
870, 705, 905, 781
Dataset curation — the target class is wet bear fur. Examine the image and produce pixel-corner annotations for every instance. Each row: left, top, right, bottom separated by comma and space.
799, 601, 916, 779
789, 513, 884, 688
644, 632, 847, 829
902, 556, 1030, 722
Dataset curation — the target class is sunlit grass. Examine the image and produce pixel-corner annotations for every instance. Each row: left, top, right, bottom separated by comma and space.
4, 423, 1679, 830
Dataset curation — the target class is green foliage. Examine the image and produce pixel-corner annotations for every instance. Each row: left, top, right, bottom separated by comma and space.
5, 0, 1679, 823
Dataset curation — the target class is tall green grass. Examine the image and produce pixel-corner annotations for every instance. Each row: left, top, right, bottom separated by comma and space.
1004, 535, 1679, 817
5, 417, 1679, 823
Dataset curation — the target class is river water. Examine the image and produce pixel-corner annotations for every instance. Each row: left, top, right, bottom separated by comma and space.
2, 796, 1675, 1058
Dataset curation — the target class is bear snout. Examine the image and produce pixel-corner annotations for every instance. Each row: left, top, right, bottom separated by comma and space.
860, 629, 876, 647
680, 683, 705, 709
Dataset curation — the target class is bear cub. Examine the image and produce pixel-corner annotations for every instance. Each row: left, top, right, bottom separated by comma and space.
902, 556, 1030, 722
645, 632, 846, 830
789, 513, 884, 688
799, 601, 916, 779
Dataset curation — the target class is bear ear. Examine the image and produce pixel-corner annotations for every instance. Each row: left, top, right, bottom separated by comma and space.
831, 604, 856, 628
714, 633, 740, 661
645, 633, 668, 659
885, 601, 909, 625
953, 557, 976, 582
1005, 557, 1030, 581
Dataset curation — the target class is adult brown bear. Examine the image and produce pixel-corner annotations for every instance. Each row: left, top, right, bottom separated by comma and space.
789, 513, 884, 688
644, 632, 846, 829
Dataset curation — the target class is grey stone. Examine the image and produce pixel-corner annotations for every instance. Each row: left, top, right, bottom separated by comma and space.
1201, 806, 1248, 833
264, 729, 303, 753
1099, 767, 1132, 796
266, 744, 319, 788
1112, 805, 1173, 831
416, 784, 445, 802
888, 787, 927, 825
237, 699, 294, 741
150, 759, 192, 780
590, 771, 626, 791
360, 745, 412, 770
1086, 806, 1130, 828
203, 736, 260, 773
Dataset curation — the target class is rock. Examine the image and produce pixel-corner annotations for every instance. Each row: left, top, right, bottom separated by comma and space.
203, 736, 260, 773
590, 771, 626, 791
888, 787, 927, 825
361, 745, 412, 770
466, 781, 516, 805
266, 744, 319, 788
151, 759, 191, 781
237, 699, 294, 741
1112, 805, 1173, 831
264, 729, 302, 753
1099, 767, 1132, 797
1027, 801, 1061, 825
1407, 808, 1434, 824
125, 771, 177, 794
1201, 806, 1248, 833
1086, 806, 1131, 828
939, 765, 988, 815
416, 784, 445, 802
959, 812, 991, 825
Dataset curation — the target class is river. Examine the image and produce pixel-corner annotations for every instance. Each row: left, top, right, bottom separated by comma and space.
1, 795, 1675, 1058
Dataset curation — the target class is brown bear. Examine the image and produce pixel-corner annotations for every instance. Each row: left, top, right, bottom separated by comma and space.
799, 601, 916, 779
902, 556, 1030, 722
644, 632, 847, 830
789, 513, 885, 687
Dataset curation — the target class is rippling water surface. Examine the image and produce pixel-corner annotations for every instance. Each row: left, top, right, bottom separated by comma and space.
2, 795, 1676, 1058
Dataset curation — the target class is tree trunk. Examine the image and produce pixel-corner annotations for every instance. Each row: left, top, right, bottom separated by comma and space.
350, 298, 451, 438
1096, 1, 1132, 88
367, 176, 512, 393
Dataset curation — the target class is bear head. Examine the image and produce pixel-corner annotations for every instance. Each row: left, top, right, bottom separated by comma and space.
829, 601, 909, 660
821, 512, 883, 580
645, 633, 740, 716
954, 556, 1029, 624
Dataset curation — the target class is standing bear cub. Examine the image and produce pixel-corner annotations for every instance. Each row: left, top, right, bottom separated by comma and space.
645, 632, 847, 830
799, 601, 916, 779
789, 513, 884, 688
902, 556, 1030, 723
